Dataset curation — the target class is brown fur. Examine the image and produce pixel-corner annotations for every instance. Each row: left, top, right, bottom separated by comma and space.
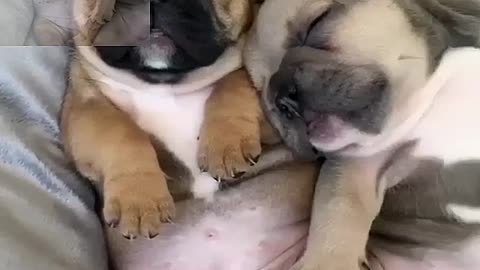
198, 69, 263, 180
62, 60, 175, 238
62, 0, 263, 239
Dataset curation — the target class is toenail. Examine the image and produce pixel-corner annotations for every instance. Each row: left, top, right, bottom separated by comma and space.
148, 232, 159, 239
233, 171, 246, 178
359, 259, 371, 270
249, 156, 260, 166
122, 234, 136, 240
106, 220, 119, 228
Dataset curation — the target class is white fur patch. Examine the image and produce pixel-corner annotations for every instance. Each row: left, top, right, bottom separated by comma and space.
192, 173, 219, 201
446, 204, 480, 224
100, 77, 225, 199
98, 81, 222, 199
410, 48, 480, 165
109, 86, 220, 199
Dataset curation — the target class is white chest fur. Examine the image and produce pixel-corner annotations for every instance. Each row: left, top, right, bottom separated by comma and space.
77, 41, 245, 199
101, 84, 220, 199
406, 48, 480, 224
409, 48, 480, 165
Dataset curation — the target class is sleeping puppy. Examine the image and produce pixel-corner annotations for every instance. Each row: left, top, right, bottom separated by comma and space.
245, 0, 480, 269
62, 0, 263, 239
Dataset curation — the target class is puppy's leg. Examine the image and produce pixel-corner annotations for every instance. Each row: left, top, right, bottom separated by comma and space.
198, 69, 265, 180
291, 153, 393, 270
61, 64, 174, 239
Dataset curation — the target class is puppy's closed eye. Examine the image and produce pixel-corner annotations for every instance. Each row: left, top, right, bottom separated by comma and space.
302, 9, 335, 50
286, 7, 334, 50
304, 8, 331, 43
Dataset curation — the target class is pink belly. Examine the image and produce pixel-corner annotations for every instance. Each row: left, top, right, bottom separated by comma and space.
107, 208, 308, 270
108, 222, 480, 270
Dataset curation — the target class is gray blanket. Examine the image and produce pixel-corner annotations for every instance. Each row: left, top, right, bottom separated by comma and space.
0, 1, 107, 268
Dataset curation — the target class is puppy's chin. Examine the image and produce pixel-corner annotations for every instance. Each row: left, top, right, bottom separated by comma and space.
306, 114, 358, 152
93, 43, 193, 85
79, 40, 244, 95
133, 69, 185, 84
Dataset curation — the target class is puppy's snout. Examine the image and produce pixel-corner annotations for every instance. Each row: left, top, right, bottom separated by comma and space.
269, 56, 390, 134
295, 64, 388, 114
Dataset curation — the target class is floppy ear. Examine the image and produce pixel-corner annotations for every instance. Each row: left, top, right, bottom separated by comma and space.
73, 0, 116, 44
212, 0, 255, 40
415, 0, 480, 47
402, 0, 480, 64
429, 0, 480, 46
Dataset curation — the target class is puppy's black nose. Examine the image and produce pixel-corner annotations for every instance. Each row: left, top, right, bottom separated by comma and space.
275, 85, 302, 120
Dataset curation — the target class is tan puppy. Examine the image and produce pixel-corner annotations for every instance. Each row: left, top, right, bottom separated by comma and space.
62, 0, 263, 240
245, 0, 480, 269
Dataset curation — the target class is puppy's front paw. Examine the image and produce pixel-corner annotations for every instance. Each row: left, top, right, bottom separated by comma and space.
103, 172, 175, 239
198, 117, 261, 181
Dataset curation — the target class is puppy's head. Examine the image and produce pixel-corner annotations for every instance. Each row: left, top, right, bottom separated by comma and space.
74, 0, 255, 85
245, 0, 480, 159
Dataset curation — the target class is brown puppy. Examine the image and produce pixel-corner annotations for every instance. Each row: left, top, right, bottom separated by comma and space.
62, 0, 262, 239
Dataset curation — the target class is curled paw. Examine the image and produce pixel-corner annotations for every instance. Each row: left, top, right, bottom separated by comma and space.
103, 172, 175, 239
197, 118, 261, 182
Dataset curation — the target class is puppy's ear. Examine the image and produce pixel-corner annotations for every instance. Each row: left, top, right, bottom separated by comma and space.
73, 0, 116, 45
213, 0, 255, 40
414, 0, 480, 49
431, 0, 480, 47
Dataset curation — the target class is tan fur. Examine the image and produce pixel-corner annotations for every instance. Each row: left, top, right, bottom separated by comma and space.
198, 69, 263, 180
244, 1, 422, 268
62, 60, 175, 238
213, 0, 251, 40
291, 154, 390, 270
246, 1, 480, 269
62, 0, 262, 239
